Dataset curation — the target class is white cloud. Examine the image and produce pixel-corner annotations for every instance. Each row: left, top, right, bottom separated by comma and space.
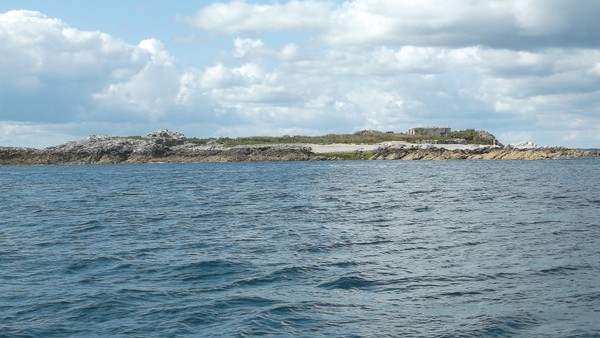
176, 68, 203, 106
183, 0, 332, 34
0, 11, 146, 81
200, 63, 292, 105
0, 10, 214, 127
0, 10, 152, 122
233, 37, 264, 57
280, 43, 299, 60
345, 89, 406, 128
2, 2, 600, 148
92, 39, 180, 120
0, 122, 72, 148
0, 9, 225, 147
324, 0, 600, 49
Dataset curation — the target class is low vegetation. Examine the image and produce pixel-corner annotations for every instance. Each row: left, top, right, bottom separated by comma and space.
317, 151, 376, 161
126, 129, 497, 146
451, 129, 496, 145
184, 130, 489, 147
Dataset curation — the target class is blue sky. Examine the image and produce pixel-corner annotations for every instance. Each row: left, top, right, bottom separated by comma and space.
1, 0, 599, 148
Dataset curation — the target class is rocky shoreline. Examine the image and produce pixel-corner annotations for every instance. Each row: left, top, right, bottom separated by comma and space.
1, 130, 597, 165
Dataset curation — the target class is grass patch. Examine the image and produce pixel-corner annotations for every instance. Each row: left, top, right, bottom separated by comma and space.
451, 129, 496, 145
130, 129, 498, 147
318, 151, 376, 160
187, 131, 432, 147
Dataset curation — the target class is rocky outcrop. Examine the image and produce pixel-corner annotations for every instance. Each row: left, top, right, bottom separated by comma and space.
507, 141, 541, 149
0, 146, 42, 164
474, 130, 501, 145
0, 130, 315, 165
0, 130, 597, 165
371, 143, 596, 160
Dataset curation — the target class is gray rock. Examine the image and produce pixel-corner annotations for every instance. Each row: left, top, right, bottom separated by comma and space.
146, 129, 186, 140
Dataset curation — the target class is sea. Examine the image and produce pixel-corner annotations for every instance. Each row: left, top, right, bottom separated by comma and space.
1, 158, 599, 337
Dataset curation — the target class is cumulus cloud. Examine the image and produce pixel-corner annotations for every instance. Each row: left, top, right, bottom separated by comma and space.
0, 9, 225, 147
233, 37, 265, 57
325, 0, 600, 49
0, 10, 217, 126
2, 1, 600, 148
0, 122, 77, 148
0, 10, 169, 122
184, 0, 599, 49
182, 0, 332, 34
0, 10, 149, 122
91, 38, 180, 120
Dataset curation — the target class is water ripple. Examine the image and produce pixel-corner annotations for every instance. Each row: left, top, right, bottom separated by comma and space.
1, 159, 599, 336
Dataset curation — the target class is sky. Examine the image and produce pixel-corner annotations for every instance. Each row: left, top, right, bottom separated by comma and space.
1, 0, 599, 148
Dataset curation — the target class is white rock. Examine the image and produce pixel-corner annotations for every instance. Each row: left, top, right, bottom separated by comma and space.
509, 141, 542, 149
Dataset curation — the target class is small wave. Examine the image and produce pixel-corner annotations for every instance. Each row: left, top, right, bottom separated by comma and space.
238, 313, 299, 337
413, 206, 432, 212
213, 296, 280, 308
171, 259, 243, 272
328, 261, 362, 268
572, 291, 600, 302
71, 219, 103, 233
507, 193, 528, 200
233, 265, 322, 288
167, 259, 250, 282
438, 290, 484, 297
65, 255, 123, 273
294, 238, 367, 253
233, 274, 290, 287
276, 265, 323, 276
361, 189, 388, 195
190, 211, 223, 219
355, 239, 394, 246
239, 303, 327, 336
587, 199, 600, 205
537, 265, 585, 275
63, 296, 133, 323
318, 275, 379, 290
408, 189, 436, 195
473, 195, 495, 201
321, 196, 341, 203
358, 217, 395, 226
459, 312, 541, 337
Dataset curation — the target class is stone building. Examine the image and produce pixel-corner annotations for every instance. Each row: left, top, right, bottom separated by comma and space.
406, 127, 451, 137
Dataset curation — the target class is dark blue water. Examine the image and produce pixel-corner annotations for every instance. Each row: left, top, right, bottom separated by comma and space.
1, 159, 600, 337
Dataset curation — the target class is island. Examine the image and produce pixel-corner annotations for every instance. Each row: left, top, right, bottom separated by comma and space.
0, 128, 597, 165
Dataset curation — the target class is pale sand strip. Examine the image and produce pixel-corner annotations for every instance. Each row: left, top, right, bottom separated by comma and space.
308, 144, 379, 153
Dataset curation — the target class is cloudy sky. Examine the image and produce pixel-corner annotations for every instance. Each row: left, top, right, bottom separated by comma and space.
1, 0, 599, 148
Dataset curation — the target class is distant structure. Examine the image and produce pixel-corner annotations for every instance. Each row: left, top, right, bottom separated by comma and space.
407, 127, 451, 137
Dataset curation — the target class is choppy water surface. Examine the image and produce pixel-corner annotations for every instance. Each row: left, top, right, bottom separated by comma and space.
1, 159, 600, 337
